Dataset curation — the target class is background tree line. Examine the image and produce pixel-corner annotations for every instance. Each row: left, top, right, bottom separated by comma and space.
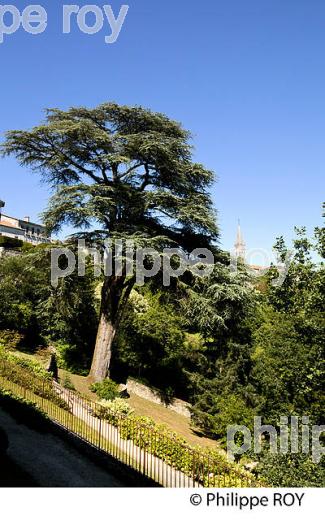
0, 220, 324, 486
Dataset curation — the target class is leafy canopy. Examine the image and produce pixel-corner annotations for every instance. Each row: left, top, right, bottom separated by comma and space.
2, 103, 218, 251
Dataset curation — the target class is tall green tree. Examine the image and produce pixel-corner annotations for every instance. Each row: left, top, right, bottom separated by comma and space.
252, 221, 325, 423
1, 103, 218, 381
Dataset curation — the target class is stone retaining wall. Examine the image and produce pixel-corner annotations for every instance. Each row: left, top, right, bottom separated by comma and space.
126, 378, 191, 418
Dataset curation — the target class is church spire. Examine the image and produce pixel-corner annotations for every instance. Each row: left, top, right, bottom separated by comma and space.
234, 219, 246, 260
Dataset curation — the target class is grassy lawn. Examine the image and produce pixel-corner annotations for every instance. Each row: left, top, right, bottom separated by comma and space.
59, 368, 221, 451
7, 349, 221, 451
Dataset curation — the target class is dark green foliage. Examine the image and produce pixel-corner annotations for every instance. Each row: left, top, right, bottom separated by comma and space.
255, 452, 325, 487
251, 223, 325, 425
90, 379, 120, 401
180, 258, 254, 341
116, 289, 187, 397
0, 236, 23, 248
185, 215, 325, 487
0, 254, 41, 347
61, 375, 76, 391
251, 307, 325, 424
0, 247, 98, 369
0, 330, 24, 350
179, 263, 258, 434
191, 391, 256, 443
0, 353, 69, 410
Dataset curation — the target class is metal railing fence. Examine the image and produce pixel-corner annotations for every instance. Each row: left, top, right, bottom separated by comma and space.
0, 356, 261, 488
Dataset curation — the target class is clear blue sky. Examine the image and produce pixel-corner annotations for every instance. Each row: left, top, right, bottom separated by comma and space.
0, 0, 324, 263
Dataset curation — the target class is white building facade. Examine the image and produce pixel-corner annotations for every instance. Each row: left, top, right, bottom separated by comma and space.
0, 200, 50, 244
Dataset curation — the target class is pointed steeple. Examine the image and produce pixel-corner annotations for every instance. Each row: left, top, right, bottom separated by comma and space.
234, 220, 246, 260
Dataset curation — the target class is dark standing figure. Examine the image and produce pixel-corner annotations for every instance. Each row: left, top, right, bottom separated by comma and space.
47, 350, 58, 381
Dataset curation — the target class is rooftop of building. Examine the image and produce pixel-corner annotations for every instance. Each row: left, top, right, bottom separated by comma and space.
0, 213, 46, 229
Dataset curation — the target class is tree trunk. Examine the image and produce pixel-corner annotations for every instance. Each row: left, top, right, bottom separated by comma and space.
89, 275, 134, 382
89, 311, 117, 382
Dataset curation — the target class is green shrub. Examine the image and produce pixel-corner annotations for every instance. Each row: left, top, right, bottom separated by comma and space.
6, 354, 51, 379
255, 452, 325, 487
94, 398, 134, 423
116, 414, 260, 486
0, 330, 24, 350
53, 341, 89, 376
191, 392, 256, 444
21, 242, 34, 252
90, 379, 120, 401
61, 374, 76, 391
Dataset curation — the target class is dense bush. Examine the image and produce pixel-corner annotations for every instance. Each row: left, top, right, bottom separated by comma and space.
191, 392, 256, 443
61, 374, 76, 391
93, 398, 134, 423
116, 290, 189, 397
0, 330, 24, 350
0, 236, 23, 248
0, 248, 98, 364
255, 452, 325, 487
90, 379, 120, 401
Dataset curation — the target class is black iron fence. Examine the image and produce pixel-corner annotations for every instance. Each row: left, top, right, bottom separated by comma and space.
0, 355, 261, 488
